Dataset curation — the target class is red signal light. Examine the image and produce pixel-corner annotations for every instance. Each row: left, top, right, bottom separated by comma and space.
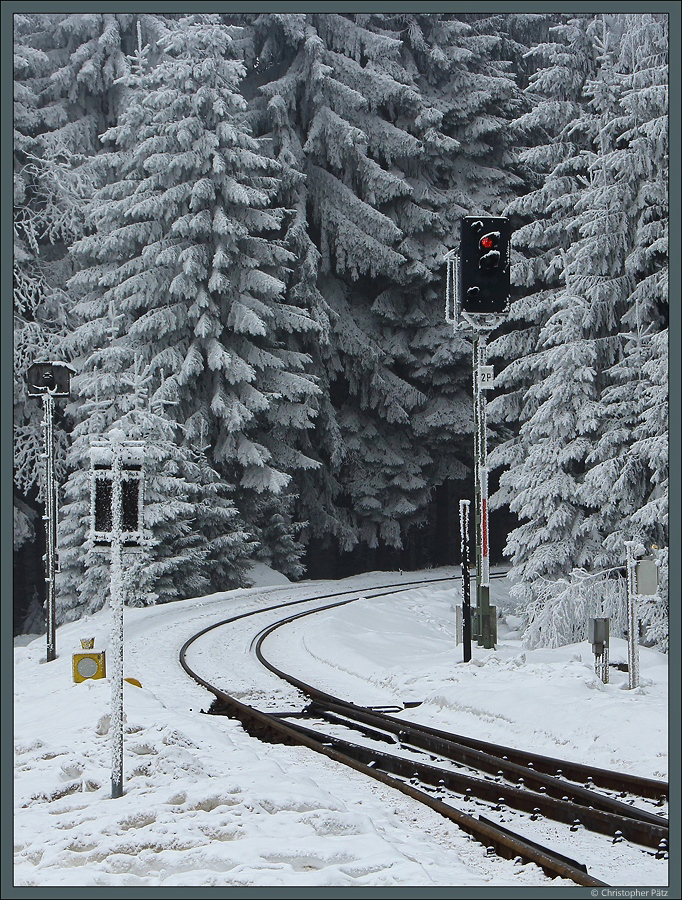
459, 216, 511, 314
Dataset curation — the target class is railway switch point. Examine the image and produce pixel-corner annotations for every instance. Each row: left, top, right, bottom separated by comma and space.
179, 576, 669, 887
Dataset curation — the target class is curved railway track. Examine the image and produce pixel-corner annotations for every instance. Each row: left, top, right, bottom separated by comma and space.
179, 576, 668, 888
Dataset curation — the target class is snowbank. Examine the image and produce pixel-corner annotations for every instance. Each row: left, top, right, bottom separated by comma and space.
13, 570, 667, 887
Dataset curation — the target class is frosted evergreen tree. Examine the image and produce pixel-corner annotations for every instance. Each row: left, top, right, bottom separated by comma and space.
582, 14, 668, 562
236, 12, 524, 558
13, 12, 136, 457
489, 15, 668, 647
488, 15, 610, 602
239, 12, 426, 553
13, 13, 137, 629
384, 12, 526, 552
581, 15, 669, 647
489, 14, 599, 435
248, 493, 306, 579
13, 13, 128, 501
58, 14, 319, 607
57, 353, 254, 620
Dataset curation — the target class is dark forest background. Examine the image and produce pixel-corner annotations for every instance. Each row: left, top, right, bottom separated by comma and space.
13, 12, 668, 647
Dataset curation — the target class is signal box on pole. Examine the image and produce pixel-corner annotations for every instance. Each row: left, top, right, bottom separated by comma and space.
27, 361, 74, 397
459, 216, 511, 314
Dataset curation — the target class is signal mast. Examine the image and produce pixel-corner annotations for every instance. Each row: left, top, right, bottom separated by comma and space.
446, 217, 512, 650
26, 361, 74, 662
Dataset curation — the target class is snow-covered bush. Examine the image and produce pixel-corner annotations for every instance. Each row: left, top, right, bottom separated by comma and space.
518, 568, 628, 649
518, 553, 668, 653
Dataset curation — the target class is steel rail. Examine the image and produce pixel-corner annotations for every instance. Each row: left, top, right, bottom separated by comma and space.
273, 715, 667, 847
180, 573, 478, 652
178, 577, 615, 885
252, 596, 668, 813
300, 702, 668, 831
376, 713, 668, 801
203, 686, 608, 886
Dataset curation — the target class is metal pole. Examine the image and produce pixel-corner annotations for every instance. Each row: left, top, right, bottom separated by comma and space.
602, 642, 609, 684
42, 391, 57, 661
110, 444, 125, 798
477, 333, 491, 590
472, 334, 480, 642
460, 500, 472, 662
473, 332, 493, 648
625, 541, 640, 690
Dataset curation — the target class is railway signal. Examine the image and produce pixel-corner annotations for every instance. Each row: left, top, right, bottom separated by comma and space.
444, 216, 513, 649
26, 361, 73, 398
90, 431, 146, 799
26, 361, 75, 662
459, 216, 511, 315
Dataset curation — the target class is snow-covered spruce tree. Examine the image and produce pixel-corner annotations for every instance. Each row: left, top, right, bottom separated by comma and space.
58, 14, 320, 611
13, 15, 70, 506
582, 16, 669, 648
488, 16, 610, 603
383, 12, 527, 556
581, 14, 668, 561
57, 353, 254, 620
489, 14, 599, 454
237, 12, 428, 555
13, 13, 139, 487
247, 493, 306, 580
235, 13, 525, 560
489, 14, 668, 648
13, 13, 137, 630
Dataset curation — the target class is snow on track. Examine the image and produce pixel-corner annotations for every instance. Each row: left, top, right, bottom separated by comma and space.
13, 567, 667, 887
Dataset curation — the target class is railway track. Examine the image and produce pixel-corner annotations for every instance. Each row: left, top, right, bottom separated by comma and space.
179, 576, 668, 888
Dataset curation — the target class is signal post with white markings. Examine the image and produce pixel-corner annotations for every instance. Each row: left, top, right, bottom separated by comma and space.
26, 361, 75, 663
89, 431, 146, 798
446, 216, 512, 650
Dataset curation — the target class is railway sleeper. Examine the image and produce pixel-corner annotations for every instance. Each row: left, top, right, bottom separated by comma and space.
309, 700, 668, 823
279, 721, 607, 886
381, 711, 667, 801
311, 709, 401, 747
256, 714, 605, 885
391, 778, 607, 886
188, 684, 606, 885
284, 719, 668, 850
477, 815, 588, 874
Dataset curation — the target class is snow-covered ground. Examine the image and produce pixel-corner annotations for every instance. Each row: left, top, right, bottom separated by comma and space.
13, 566, 669, 888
